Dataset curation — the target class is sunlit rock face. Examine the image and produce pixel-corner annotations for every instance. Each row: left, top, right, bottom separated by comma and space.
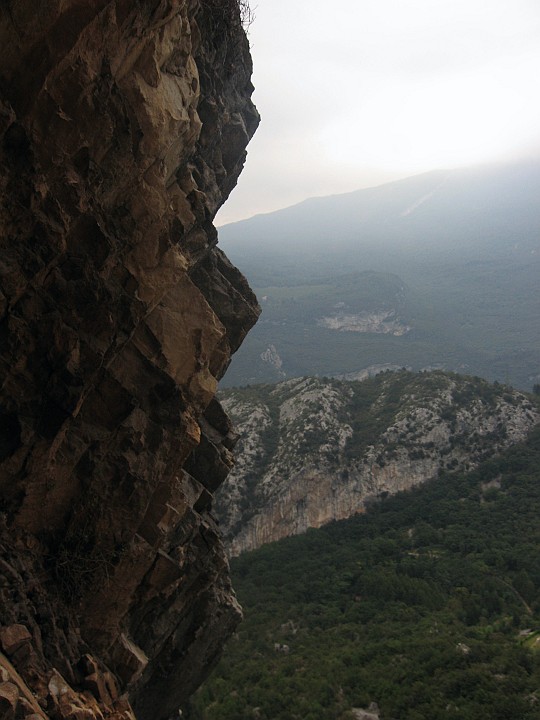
0, 2, 259, 719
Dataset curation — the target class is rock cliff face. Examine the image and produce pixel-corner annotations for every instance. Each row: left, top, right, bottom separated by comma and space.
0, 2, 259, 720
316, 309, 411, 336
217, 372, 539, 555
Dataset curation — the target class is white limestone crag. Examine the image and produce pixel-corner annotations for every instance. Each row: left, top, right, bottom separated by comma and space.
217, 371, 539, 555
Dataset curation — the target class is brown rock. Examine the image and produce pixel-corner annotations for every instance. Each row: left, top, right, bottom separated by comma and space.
48, 671, 104, 720
83, 674, 112, 707
102, 674, 118, 703
108, 637, 147, 688
0, 626, 32, 656
59, 704, 100, 720
0, 681, 19, 719
0, 1, 259, 719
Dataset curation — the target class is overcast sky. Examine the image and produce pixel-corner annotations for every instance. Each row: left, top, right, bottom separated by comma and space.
215, 0, 540, 225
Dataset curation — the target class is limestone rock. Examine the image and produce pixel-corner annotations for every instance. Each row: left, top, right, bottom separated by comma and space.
0, 1, 259, 719
217, 372, 540, 555
351, 702, 380, 720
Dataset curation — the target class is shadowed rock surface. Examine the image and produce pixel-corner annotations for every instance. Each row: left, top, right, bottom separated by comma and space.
0, 2, 259, 719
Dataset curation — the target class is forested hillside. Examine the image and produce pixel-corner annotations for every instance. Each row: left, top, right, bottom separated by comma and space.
189, 424, 540, 720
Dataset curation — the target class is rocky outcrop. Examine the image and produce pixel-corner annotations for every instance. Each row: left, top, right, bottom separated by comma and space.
316, 309, 411, 335
0, 2, 259, 719
216, 372, 540, 555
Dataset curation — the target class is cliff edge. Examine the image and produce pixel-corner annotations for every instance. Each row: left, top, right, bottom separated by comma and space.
0, 2, 259, 719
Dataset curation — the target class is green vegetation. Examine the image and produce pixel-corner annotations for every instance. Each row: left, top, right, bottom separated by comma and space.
220, 370, 534, 470
188, 425, 540, 720
221, 257, 540, 391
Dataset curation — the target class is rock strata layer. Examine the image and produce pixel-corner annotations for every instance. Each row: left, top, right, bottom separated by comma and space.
217, 372, 539, 555
0, 2, 259, 720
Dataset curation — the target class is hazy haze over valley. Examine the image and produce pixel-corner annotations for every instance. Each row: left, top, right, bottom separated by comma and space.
214, 1, 540, 393
218, 162, 540, 391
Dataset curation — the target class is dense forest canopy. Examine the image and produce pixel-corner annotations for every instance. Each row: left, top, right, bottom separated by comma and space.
188, 421, 540, 719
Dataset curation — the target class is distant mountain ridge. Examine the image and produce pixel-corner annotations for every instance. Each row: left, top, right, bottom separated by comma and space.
217, 161, 540, 389
216, 371, 540, 555
219, 161, 540, 264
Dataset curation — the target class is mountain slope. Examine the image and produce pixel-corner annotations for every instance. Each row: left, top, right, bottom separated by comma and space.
190, 424, 540, 720
216, 372, 539, 555
219, 162, 540, 269
217, 161, 540, 390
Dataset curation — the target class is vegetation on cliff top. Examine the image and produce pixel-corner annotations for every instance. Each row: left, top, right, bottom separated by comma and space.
216, 371, 539, 551
188, 423, 540, 719
201, 0, 255, 33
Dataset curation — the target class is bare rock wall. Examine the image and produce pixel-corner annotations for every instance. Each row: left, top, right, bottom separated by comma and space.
0, 2, 259, 719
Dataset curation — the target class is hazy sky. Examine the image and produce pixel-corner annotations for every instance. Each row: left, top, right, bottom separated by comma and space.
216, 0, 540, 225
